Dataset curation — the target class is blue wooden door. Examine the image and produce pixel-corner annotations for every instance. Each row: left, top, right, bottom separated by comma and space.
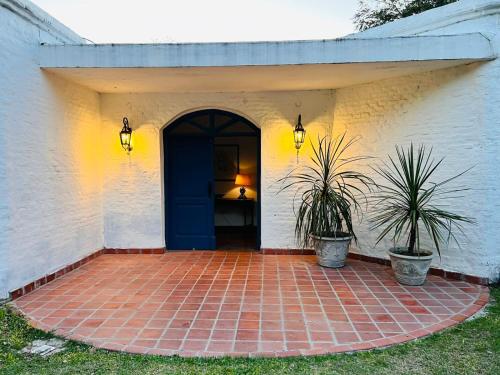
166, 136, 215, 250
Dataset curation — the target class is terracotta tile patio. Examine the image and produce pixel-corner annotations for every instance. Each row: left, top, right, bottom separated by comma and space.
12, 252, 489, 357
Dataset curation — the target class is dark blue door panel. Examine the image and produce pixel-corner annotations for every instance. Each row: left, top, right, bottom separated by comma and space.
166, 136, 215, 250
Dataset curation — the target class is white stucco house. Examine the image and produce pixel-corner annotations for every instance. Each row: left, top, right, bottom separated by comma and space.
1, 0, 499, 300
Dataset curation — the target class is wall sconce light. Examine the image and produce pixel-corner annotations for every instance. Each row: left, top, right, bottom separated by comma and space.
293, 114, 306, 160
120, 117, 133, 153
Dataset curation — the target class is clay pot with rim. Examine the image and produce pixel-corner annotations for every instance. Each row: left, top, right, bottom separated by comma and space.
388, 247, 433, 286
311, 234, 353, 268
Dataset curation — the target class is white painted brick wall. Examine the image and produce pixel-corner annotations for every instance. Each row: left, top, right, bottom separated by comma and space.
0, 5, 103, 298
99, 58, 500, 282
332, 62, 500, 281
339, 2, 500, 281
2, 0, 499, 300
100, 91, 334, 250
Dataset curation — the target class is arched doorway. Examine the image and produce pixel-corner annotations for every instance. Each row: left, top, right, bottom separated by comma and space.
163, 109, 260, 250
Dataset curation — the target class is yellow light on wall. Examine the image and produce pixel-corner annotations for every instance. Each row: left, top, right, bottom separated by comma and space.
120, 117, 133, 152
294, 114, 306, 160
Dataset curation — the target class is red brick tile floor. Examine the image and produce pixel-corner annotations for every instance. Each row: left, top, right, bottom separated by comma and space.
12, 252, 489, 357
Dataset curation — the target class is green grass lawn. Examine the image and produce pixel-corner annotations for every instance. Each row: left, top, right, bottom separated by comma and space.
0, 287, 498, 375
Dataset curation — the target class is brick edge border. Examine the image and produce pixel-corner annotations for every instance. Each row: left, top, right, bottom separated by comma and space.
9, 248, 166, 300
259, 248, 315, 255
10, 247, 489, 300
347, 253, 490, 286
102, 248, 165, 255
20, 288, 490, 358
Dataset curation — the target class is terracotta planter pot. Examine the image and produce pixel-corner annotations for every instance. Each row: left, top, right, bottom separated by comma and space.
388, 247, 433, 286
311, 234, 352, 268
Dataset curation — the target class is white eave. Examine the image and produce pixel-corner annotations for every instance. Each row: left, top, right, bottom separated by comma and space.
39, 33, 496, 93
41, 33, 493, 68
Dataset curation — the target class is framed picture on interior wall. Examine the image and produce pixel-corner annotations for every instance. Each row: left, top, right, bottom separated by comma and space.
214, 144, 240, 181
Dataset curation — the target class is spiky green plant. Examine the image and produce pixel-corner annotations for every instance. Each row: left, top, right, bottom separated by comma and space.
370, 144, 474, 257
279, 135, 373, 248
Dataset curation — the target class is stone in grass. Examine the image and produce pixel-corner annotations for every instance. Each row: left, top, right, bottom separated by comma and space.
21, 338, 66, 357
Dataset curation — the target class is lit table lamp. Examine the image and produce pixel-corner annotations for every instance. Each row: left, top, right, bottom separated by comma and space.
235, 174, 251, 199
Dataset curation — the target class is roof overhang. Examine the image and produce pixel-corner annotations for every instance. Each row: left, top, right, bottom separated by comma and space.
40, 33, 495, 93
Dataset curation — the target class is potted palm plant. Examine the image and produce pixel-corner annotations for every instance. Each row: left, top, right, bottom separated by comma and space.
370, 144, 474, 285
279, 135, 372, 268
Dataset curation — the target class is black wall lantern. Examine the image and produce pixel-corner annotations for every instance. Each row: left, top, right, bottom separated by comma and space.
293, 114, 306, 159
120, 117, 133, 152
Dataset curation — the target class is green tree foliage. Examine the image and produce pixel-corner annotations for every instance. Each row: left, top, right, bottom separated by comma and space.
354, 0, 458, 31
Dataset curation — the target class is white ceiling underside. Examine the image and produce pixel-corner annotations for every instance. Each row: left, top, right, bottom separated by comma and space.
40, 33, 494, 93
44, 60, 479, 93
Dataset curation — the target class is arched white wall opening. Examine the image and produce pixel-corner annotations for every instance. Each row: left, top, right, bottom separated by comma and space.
159, 107, 261, 250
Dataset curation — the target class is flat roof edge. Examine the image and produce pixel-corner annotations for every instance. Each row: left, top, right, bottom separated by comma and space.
40, 33, 495, 69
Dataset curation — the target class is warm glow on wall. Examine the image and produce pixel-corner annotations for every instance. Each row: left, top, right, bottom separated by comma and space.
261, 113, 327, 172
71, 116, 103, 194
